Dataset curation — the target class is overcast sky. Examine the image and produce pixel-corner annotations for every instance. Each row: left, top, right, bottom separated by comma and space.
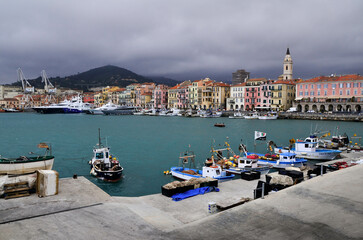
0, 0, 362, 84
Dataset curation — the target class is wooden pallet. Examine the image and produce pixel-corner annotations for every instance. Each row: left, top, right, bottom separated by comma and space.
4, 181, 31, 200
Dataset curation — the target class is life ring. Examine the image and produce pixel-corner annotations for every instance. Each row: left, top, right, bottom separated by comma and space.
279, 149, 282, 153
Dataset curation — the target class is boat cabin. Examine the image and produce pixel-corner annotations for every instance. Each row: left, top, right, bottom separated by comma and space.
237, 157, 258, 169
202, 166, 222, 178
279, 152, 298, 162
92, 147, 112, 166
295, 139, 317, 152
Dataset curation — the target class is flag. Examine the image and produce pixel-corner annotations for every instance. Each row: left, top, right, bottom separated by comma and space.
255, 131, 267, 141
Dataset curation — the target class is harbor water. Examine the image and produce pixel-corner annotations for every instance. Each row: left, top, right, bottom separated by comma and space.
0, 113, 362, 196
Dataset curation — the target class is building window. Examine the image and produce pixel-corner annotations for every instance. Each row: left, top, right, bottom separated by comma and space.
317, 91, 320, 96
310, 91, 314, 96
339, 90, 343, 95
299, 91, 303, 96
354, 90, 357, 95
332, 90, 335, 95
347, 90, 350, 95
332, 84, 336, 89
324, 91, 327, 96
324, 84, 328, 88
311, 84, 314, 89
339, 83, 344, 88
305, 85, 308, 89
317, 84, 321, 89
353, 83, 358, 88
347, 83, 351, 88
305, 91, 308, 96
300, 85, 303, 89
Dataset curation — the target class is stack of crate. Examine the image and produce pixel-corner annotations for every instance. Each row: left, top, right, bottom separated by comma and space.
4, 181, 30, 200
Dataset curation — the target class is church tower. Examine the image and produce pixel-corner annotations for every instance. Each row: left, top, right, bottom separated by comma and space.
282, 48, 293, 80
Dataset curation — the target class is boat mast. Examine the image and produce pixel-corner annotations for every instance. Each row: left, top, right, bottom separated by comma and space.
98, 128, 102, 147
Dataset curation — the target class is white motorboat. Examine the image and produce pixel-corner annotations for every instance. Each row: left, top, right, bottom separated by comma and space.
229, 111, 244, 119
244, 112, 259, 119
88, 101, 120, 115
258, 113, 278, 120
63, 94, 93, 113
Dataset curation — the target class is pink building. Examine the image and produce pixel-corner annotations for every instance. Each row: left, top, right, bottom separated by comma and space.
153, 84, 169, 109
177, 81, 191, 109
295, 74, 363, 112
242, 78, 265, 111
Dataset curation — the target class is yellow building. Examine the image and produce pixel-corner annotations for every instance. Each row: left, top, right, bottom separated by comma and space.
270, 80, 296, 111
189, 78, 213, 109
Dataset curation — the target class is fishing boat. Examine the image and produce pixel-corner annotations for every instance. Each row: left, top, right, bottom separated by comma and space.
208, 141, 271, 174
274, 135, 341, 160
87, 101, 120, 115
0, 143, 54, 175
89, 129, 123, 182
170, 149, 234, 181
247, 152, 307, 169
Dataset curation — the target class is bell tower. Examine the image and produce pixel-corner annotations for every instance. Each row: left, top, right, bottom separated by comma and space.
282, 48, 293, 80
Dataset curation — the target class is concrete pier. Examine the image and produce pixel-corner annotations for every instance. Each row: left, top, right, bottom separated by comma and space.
1, 155, 363, 239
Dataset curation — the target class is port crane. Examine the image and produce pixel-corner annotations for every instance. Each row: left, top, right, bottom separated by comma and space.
41, 70, 57, 104
17, 68, 34, 108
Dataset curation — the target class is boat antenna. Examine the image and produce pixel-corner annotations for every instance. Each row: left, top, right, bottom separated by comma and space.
98, 128, 101, 146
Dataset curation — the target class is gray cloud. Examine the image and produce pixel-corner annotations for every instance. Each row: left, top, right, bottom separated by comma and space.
0, 0, 362, 84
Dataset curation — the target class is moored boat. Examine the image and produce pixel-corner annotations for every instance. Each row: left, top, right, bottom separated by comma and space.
0, 143, 54, 175
274, 135, 341, 160
88, 101, 120, 115
102, 106, 138, 115
89, 129, 123, 182
170, 149, 234, 181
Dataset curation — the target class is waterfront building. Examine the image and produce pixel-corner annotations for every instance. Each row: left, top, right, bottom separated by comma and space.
211, 82, 230, 110
227, 83, 245, 111
119, 84, 138, 106
83, 92, 95, 105
281, 48, 293, 80
270, 80, 296, 111
232, 69, 250, 85
168, 84, 179, 109
0, 98, 20, 109
242, 78, 265, 111
258, 79, 274, 111
177, 81, 191, 109
188, 78, 213, 109
153, 84, 169, 109
135, 83, 155, 107
0, 85, 22, 100
93, 92, 103, 107
295, 74, 363, 112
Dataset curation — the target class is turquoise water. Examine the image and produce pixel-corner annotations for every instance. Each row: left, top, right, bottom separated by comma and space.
0, 113, 362, 196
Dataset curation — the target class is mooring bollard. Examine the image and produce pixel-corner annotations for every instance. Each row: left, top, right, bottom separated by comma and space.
262, 182, 265, 199
320, 165, 324, 176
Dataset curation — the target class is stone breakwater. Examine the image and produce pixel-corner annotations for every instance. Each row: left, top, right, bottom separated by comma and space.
278, 112, 363, 122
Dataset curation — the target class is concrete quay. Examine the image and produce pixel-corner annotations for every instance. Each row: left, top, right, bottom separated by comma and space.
1, 155, 363, 239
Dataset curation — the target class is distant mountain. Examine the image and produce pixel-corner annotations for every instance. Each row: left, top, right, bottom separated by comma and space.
11, 65, 164, 91
146, 76, 180, 86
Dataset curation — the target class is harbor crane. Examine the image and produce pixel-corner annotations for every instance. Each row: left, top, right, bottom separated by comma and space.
41, 70, 57, 103
17, 68, 34, 108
